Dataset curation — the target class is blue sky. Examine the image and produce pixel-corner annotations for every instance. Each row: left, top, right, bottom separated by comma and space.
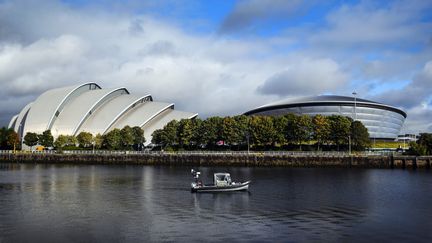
0, 0, 431, 133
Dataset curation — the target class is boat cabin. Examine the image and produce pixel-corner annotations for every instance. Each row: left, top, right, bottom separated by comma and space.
214, 173, 232, 187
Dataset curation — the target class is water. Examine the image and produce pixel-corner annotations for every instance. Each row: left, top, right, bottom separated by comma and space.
0, 163, 432, 242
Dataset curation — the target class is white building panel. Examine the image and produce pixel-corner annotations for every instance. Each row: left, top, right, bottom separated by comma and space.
108, 101, 174, 132
8, 115, 18, 129
23, 83, 100, 136
78, 95, 150, 135
51, 88, 129, 137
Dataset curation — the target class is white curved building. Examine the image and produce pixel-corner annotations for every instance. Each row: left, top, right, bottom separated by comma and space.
9, 83, 197, 145
244, 95, 407, 139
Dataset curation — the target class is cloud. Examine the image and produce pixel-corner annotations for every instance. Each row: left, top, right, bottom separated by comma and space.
373, 61, 432, 109
257, 58, 348, 96
309, 0, 432, 49
219, 0, 307, 33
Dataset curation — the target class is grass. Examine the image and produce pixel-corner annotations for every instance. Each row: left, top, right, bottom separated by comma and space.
371, 140, 407, 149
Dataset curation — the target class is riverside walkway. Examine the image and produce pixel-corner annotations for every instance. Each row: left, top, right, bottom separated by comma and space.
0, 150, 431, 169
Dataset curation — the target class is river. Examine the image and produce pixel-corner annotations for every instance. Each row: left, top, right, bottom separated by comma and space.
0, 163, 431, 242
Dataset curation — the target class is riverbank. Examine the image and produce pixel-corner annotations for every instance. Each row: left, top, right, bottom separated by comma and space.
0, 152, 431, 169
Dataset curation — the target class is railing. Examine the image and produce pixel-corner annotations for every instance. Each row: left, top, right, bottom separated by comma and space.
0, 149, 396, 156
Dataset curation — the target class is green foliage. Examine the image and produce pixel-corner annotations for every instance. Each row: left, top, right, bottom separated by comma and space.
23, 132, 39, 148
93, 134, 103, 149
76, 131, 93, 148
407, 141, 427, 156
328, 115, 351, 150
38, 130, 54, 148
417, 133, 432, 155
54, 135, 77, 149
293, 115, 313, 150
312, 115, 331, 150
0, 128, 20, 149
132, 126, 145, 145
103, 129, 122, 150
272, 116, 287, 145
120, 126, 134, 149
249, 116, 275, 146
178, 119, 195, 148
351, 120, 371, 151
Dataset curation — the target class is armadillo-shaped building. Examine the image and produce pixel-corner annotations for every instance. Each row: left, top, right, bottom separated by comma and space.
8, 83, 197, 145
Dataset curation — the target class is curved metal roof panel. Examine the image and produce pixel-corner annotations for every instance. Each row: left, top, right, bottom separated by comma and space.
23, 83, 100, 135
50, 88, 129, 137
109, 101, 174, 131
78, 94, 150, 135
14, 102, 33, 133
8, 115, 18, 129
142, 109, 198, 145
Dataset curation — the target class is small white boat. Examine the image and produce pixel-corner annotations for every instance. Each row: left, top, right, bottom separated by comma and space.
191, 169, 251, 193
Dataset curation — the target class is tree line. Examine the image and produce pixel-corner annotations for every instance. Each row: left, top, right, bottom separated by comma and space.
151, 114, 371, 151
407, 133, 432, 155
23, 126, 145, 151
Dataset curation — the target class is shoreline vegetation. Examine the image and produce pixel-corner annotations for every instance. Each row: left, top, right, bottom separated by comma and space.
1, 114, 431, 157
0, 151, 431, 169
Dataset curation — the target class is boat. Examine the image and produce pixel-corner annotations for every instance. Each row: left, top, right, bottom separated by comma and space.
190, 169, 251, 192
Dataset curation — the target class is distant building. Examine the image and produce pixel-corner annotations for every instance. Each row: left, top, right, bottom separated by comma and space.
9, 83, 197, 146
244, 95, 407, 139
395, 134, 418, 142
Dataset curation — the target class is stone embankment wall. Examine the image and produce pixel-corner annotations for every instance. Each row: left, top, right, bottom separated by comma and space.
0, 153, 431, 169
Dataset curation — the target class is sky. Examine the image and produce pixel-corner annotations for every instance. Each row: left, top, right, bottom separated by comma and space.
0, 0, 431, 134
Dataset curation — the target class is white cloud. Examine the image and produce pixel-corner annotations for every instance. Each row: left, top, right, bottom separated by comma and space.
257, 58, 349, 96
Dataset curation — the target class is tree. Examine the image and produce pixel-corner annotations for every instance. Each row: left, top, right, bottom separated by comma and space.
38, 130, 54, 148
407, 141, 427, 156
24, 132, 39, 149
272, 116, 288, 146
328, 115, 351, 150
221, 117, 237, 147
312, 115, 331, 151
249, 116, 275, 147
178, 119, 194, 148
200, 117, 223, 148
54, 135, 69, 149
54, 135, 77, 149
131, 126, 145, 150
351, 120, 371, 151
233, 115, 250, 148
6, 129, 19, 150
120, 126, 134, 149
76, 131, 93, 148
103, 129, 122, 150
162, 120, 180, 147
93, 134, 103, 149
283, 113, 297, 145
292, 115, 313, 150
417, 133, 432, 155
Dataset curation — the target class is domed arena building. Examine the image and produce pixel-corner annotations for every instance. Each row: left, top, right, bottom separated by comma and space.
244, 95, 407, 139
8, 83, 197, 146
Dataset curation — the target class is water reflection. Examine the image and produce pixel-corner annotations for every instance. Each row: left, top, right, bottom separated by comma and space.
0, 164, 432, 242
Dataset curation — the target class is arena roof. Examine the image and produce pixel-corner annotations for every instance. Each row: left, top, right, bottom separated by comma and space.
245, 95, 407, 118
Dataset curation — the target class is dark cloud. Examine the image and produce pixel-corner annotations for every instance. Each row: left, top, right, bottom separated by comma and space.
219, 0, 306, 33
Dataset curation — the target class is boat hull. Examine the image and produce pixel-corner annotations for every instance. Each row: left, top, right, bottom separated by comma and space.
191, 181, 251, 193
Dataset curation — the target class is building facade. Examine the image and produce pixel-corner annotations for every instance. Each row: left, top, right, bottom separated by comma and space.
244, 95, 406, 139
9, 83, 197, 145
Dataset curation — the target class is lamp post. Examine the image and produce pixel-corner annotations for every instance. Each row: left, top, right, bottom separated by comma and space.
352, 91, 357, 121
349, 135, 351, 155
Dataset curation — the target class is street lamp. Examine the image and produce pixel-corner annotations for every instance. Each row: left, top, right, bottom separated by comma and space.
349, 135, 351, 155
352, 91, 357, 121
